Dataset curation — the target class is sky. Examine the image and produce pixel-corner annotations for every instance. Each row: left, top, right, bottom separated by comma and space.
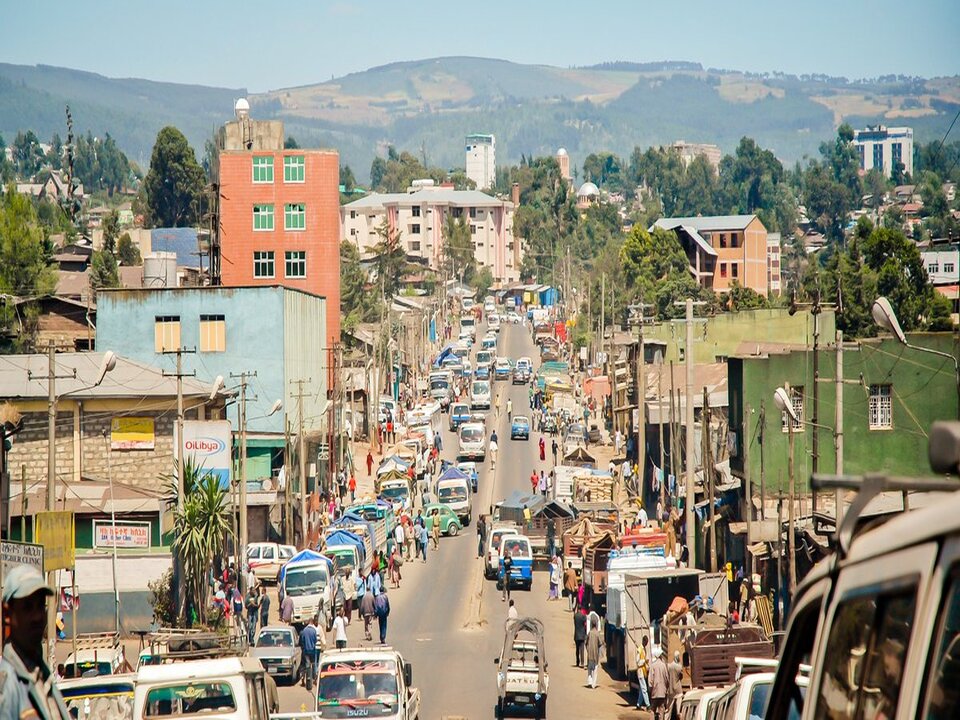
3, 0, 958, 92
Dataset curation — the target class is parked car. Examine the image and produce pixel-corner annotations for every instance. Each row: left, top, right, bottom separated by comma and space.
511, 416, 530, 440
247, 542, 297, 583
251, 626, 302, 685
423, 503, 463, 536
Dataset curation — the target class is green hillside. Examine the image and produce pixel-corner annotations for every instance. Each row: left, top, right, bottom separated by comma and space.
1, 57, 957, 179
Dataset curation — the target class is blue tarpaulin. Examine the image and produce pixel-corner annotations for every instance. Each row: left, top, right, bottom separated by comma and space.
278, 549, 333, 586
437, 466, 470, 482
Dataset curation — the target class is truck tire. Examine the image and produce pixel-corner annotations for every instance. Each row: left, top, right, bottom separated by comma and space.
495, 700, 504, 719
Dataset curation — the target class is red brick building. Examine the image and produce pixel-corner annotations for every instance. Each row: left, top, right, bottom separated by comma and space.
216, 111, 341, 350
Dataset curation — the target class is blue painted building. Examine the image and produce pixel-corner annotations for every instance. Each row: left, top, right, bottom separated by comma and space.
96, 286, 329, 485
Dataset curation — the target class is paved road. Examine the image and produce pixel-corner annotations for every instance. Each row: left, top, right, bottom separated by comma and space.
277, 321, 635, 718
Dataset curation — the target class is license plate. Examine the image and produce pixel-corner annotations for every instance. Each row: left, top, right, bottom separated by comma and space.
268, 667, 278, 674
514, 695, 530, 704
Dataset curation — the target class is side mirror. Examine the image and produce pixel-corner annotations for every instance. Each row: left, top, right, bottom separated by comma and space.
403, 662, 413, 687
493, 657, 500, 664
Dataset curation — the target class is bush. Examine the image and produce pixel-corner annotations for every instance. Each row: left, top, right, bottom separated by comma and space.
148, 569, 177, 627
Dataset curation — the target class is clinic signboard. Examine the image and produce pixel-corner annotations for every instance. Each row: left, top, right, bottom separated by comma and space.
175, 420, 232, 489
93, 520, 151, 549
1, 540, 44, 575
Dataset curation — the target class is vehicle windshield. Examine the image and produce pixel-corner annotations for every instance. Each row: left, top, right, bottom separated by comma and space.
501, 538, 531, 558
285, 567, 328, 597
460, 426, 483, 442
477, 352, 492, 364
61, 682, 135, 720
472, 382, 489, 395
493, 532, 517, 550
144, 682, 236, 717
381, 485, 408, 500
461, 317, 475, 327
749, 681, 772, 718
257, 629, 295, 648
452, 405, 468, 416
331, 553, 356, 575
65, 661, 113, 678
318, 661, 398, 706
513, 417, 529, 427
430, 379, 449, 390
438, 485, 468, 502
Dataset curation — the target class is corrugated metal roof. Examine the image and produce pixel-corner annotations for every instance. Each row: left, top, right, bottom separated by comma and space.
151, 228, 203, 268
0, 352, 219, 400
653, 215, 757, 232
343, 188, 510, 210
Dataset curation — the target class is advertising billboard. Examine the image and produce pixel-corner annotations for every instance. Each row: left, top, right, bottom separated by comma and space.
93, 520, 152, 548
175, 420, 232, 489
110, 417, 155, 450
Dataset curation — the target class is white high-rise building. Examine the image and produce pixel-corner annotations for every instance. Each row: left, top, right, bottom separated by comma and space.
465, 134, 496, 189
853, 126, 913, 178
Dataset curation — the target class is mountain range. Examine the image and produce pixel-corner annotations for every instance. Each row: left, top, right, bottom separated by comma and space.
1, 57, 958, 181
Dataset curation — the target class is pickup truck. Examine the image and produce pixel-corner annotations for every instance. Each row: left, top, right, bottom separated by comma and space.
495, 618, 548, 719
279, 550, 337, 630
315, 647, 420, 720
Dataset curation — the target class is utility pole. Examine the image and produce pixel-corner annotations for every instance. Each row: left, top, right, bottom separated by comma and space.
230, 371, 256, 590
786, 383, 797, 596
162, 347, 195, 621
673, 297, 705, 569
628, 302, 651, 500
291, 379, 311, 548
811, 307, 820, 517
35, 342, 76, 665
759, 402, 766, 521
835, 330, 844, 524
283, 418, 292, 544
744, 402, 752, 577
658, 370, 665, 513
703, 387, 716, 573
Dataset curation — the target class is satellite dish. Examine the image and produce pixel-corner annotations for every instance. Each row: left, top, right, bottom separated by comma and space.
210, 375, 225, 401
234, 98, 250, 119
95, 351, 117, 386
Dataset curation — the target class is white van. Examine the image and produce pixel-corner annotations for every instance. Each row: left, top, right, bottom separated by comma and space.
488, 313, 501, 332
470, 379, 491, 409
485, 525, 520, 579
458, 422, 487, 461
436, 476, 472, 525
134, 657, 270, 720
765, 421, 960, 720
460, 315, 477, 341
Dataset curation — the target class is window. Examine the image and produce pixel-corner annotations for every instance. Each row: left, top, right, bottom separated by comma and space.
731, 263, 739, 279
412, 206, 421, 218
350, 228, 356, 236
730, 232, 739, 248
284, 155, 305, 183
869, 384, 892, 429
921, 566, 960, 719
469, 207, 477, 219
719, 263, 727, 278
349, 210, 356, 219
946, 263, 956, 274
253, 204, 274, 231
470, 224, 477, 235
858, 143, 866, 169
452, 208, 463, 218
253, 251, 274, 278
154, 316, 180, 353
411, 223, 421, 234
285, 251, 306, 278
813, 588, 917, 720
719, 233, 727, 248
873, 143, 884, 172
781, 385, 804, 431
409, 241, 421, 252
252, 156, 273, 183
892, 142, 902, 167
929, 263, 939, 274
284, 203, 305, 231
199, 314, 225, 352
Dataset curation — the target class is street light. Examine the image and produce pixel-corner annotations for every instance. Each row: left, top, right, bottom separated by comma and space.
873, 296, 960, 419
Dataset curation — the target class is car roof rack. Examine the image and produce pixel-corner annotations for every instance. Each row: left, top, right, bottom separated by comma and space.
74, 631, 121, 651
142, 630, 247, 662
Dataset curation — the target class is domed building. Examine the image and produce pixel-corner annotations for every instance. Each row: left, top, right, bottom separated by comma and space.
576, 181, 600, 208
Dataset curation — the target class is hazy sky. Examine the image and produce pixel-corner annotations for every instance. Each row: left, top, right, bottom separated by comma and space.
3, 0, 958, 92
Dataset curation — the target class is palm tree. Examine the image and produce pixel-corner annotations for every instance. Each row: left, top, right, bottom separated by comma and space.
166, 457, 232, 626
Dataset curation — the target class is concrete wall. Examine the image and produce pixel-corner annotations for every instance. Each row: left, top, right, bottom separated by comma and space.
729, 333, 958, 493
644, 309, 834, 364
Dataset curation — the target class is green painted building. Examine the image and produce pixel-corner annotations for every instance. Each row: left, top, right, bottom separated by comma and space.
728, 333, 958, 495
645, 309, 835, 364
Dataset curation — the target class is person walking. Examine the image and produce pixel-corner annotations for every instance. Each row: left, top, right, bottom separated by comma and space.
374, 586, 391, 644
506, 599, 518, 626
332, 607, 349, 650
551, 438, 559, 465
538, 436, 546, 462
648, 647, 670, 720
245, 586, 259, 645
635, 635, 651, 711
477, 514, 487, 558
366, 450, 374, 477
548, 556, 561, 601
258, 585, 270, 628
501, 550, 513, 602
430, 509, 441, 550
573, 607, 587, 668
0, 565, 70, 720
507, 397, 513, 421
280, 591, 294, 624
667, 650, 684, 719
563, 562, 578, 611
360, 586, 376, 641
419, 521, 429, 562
348, 473, 357, 503
538, 471, 547, 496
529, 470, 539, 494
585, 617, 603, 688
355, 571, 367, 623
299, 616, 320, 690
394, 522, 406, 560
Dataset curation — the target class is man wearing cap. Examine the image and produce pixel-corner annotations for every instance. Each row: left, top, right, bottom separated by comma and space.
0, 565, 70, 720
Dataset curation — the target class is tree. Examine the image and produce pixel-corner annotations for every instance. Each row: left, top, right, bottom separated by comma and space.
101, 210, 120, 254
722, 281, 769, 311
143, 127, 205, 227
12, 131, 44, 179
117, 232, 141, 266
340, 240, 379, 332
284, 136, 300, 149
803, 124, 862, 241
90, 249, 120, 290
0, 135, 13, 183
441, 214, 476, 282
169, 458, 232, 626
370, 221, 414, 301
339, 164, 356, 193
